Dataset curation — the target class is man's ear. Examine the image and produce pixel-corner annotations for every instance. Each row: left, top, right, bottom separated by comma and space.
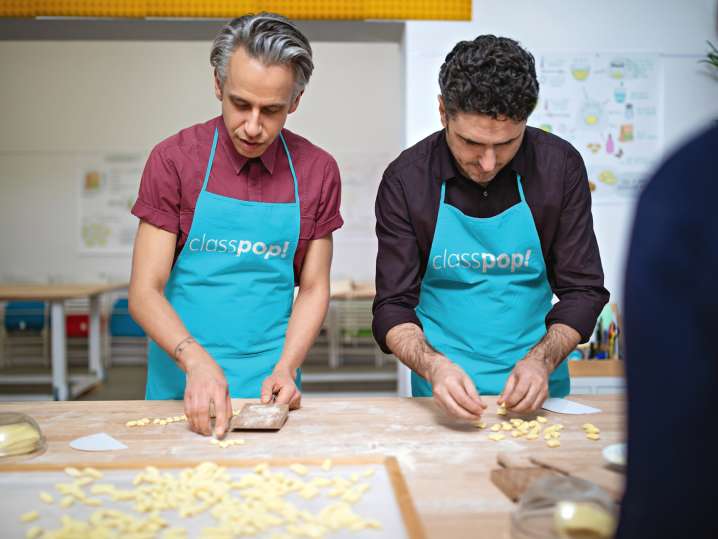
438, 95, 448, 128
288, 90, 304, 114
213, 70, 223, 101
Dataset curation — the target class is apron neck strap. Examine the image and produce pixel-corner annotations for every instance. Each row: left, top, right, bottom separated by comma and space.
202, 127, 299, 203
201, 127, 220, 193
279, 131, 300, 204
516, 173, 526, 202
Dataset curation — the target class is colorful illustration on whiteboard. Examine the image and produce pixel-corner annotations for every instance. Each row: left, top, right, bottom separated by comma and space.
82, 222, 111, 248
83, 171, 103, 193
619, 124, 634, 142
624, 103, 634, 120
606, 133, 615, 154
580, 100, 604, 128
598, 170, 618, 185
609, 58, 626, 79
529, 53, 660, 203
586, 143, 602, 154
571, 58, 591, 81
614, 82, 626, 103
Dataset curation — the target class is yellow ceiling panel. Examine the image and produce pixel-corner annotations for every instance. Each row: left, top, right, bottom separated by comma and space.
3, 1, 471, 20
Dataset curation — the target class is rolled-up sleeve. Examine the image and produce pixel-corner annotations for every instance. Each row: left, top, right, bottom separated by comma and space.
312, 156, 344, 239
131, 145, 181, 234
544, 150, 610, 342
372, 172, 424, 353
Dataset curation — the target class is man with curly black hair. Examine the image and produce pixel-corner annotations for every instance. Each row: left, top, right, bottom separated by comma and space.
372, 36, 608, 418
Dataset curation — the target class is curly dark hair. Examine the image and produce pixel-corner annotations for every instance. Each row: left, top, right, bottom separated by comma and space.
439, 35, 539, 121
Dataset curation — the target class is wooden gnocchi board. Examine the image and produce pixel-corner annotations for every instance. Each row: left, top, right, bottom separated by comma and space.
0, 456, 425, 539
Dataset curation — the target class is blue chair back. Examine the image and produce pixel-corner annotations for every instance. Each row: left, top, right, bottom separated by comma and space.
109, 299, 145, 337
4, 301, 46, 331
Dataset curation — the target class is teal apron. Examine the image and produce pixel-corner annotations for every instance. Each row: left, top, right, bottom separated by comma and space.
146, 128, 301, 399
412, 174, 570, 397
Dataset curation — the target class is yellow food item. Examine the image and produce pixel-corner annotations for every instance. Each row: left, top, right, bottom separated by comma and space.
586, 433, 601, 441
554, 501, 617, 539
490, 424, 502, 432
26, 526, 44, 539
488, 433, 506, 442
501, 422, 513, 431
536, 416, 548, 424
289, 463, 309, 476
546, 439, 561, 448
20, 511, 39, 522
0, 422, 42, 457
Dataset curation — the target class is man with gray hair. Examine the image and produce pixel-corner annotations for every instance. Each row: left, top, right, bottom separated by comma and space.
373, 36, 608, 418
129, 13, 342, 437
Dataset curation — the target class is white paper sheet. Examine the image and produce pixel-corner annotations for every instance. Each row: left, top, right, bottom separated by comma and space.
70, 432, 128, 451
541, 398, 602, 414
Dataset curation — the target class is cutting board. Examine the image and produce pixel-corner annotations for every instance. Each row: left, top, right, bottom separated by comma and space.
529, 455, 624, 501
492, 451, 625, 503
490, 467, 559, 502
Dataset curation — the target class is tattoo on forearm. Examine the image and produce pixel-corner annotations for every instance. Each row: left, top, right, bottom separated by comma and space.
528, 324, 580, 371
386, 323, 441, 380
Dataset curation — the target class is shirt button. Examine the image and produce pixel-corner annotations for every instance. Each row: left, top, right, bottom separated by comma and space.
483, 190, 488, 198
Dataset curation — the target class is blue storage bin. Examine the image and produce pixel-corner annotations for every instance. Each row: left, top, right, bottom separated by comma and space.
109, 299, 145, 337
4, 301, 46, 331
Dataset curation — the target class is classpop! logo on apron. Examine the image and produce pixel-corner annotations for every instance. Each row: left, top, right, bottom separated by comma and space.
188, 233, 291, 260
431, 248, 532, 273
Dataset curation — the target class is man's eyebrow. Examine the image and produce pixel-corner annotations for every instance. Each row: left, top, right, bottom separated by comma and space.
228, 94, 285, 109
460, 134, 519, 145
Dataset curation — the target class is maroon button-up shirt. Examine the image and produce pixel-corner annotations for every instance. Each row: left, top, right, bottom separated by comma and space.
132, 116, 343, 284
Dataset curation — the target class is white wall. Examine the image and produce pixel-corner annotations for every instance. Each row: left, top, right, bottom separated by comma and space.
1, 2, 716, 296
0, 37, 401, 284
403, 0, 718, 305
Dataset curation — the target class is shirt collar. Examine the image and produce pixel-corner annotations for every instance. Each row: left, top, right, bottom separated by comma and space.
216, 117, 281, 175
433, 127, 531, 183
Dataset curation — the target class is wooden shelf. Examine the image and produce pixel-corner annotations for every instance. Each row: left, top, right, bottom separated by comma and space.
568, 359, 624, 377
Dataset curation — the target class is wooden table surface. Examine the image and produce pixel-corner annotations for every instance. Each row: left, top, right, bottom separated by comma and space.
0, 396, 625, 538
0, 282, 128, 301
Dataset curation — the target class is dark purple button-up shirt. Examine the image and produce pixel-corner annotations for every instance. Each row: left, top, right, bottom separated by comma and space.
373, 127, 609, 352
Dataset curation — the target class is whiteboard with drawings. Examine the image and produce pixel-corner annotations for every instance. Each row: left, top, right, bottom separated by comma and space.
529, 53, 661, 204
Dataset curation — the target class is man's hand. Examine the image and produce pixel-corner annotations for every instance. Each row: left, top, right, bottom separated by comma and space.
498, 356, 550, 413
428, 357, 487, 419
183, 351, 232, 438
261, 368, 301, 410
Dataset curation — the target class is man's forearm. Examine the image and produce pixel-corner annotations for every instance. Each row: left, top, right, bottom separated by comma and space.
386, 323, 449, 381
128, 285, 205, 371
524, 323, 581, 372
274, 284, 329, 374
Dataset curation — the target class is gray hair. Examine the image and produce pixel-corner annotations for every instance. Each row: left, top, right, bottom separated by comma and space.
210, 13, 314, 99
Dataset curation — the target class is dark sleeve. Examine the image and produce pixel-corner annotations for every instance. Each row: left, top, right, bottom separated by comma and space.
372, 172, 424, 353
617, 137, 717, 538
544, 150, 610, 341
